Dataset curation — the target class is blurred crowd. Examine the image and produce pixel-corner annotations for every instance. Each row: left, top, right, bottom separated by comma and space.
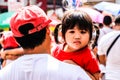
0, 0, 120, 80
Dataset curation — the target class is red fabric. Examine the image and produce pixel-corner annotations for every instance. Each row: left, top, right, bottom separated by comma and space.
52, 44, 100, 74
2, 31, 19, 49
37, 0, 47, 13
10, 5, 51, 37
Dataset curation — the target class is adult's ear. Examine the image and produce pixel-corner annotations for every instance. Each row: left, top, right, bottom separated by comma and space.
46, 27, 50, 35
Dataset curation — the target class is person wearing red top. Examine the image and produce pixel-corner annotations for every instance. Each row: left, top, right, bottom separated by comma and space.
53, 44, 99, 74
52, 9, 100, 80
0, 31, 19, 50
0, 31, 20, 68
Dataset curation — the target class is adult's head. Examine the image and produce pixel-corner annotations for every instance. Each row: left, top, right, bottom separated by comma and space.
103, 15, 112, 26
113, 15, 120, 30
10, 5, 51, 49
115, 15, 120, 25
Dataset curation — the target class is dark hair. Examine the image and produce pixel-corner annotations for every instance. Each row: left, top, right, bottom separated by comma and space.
15, 23, 46, 49
92, 25, 100, 49
61, 9, 93, 41
53, 23, 62, 44
103, 15, 112, 26
115, 15, 120, 25
99, 23, 103, 28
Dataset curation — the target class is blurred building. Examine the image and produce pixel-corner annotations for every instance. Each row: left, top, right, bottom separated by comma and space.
116, 0, 120, 4
87, 0, 115, 2
86, 0, 120, 4
0, 0, 120, 13
84, 0, 120, 7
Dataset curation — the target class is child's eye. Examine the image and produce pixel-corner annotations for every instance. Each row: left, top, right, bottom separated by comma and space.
80, 30, 87, 34
69, 31, 75, 33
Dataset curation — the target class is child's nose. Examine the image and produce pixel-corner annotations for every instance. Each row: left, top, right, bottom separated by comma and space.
74, 33, 81, 38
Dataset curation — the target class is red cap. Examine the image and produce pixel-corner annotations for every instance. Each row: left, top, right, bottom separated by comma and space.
2, 31, 19, 49
10, 5, 51, 37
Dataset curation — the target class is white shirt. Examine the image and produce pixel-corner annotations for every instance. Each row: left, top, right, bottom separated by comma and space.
98, 27, 113, 44
98, 31, 120, 80
0, 54, 91, 80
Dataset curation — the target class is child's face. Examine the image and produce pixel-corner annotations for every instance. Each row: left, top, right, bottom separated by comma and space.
65, 25, 90, 51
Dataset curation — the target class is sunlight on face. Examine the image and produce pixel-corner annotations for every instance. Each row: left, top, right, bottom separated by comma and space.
64, 25, 90, 52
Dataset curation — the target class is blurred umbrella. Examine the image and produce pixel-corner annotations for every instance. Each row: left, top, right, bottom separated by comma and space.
79, 7, 104, 23
94, 2, 120, 16
0, 12, 14, 30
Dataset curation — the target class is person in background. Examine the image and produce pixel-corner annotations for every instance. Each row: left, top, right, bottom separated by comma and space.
0, 31, 22, 68
92, 16, 113, 79
112, 15, 120, 30
98, 23, 103, 29
0, 5, 91, 80
98, 15, 113, 44
51, 9, 100, 80
98, 15, 120, 80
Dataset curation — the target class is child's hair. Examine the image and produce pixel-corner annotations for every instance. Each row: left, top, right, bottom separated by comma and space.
61, 9, 93, 41
92, 24, 100, 49
53, 23, 62, 44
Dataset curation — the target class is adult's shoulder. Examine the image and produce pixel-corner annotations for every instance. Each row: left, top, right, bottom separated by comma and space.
100, 31, 120, 43
57, 59, 91, 80
98, 31, 120, 55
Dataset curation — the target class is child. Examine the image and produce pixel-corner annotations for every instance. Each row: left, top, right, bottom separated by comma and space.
51, 9, 100, 80
0, 31, 22, 67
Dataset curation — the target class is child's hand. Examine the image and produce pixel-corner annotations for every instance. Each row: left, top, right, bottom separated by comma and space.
0, 51, 6, 59
5, 54, 20, 60
0, 50, 23, 60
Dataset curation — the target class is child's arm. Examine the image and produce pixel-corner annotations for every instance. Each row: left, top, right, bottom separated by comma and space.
63, 60, 98, 80
93, 72, 101, 80
86, 71, 96, 80
0, 47, 24, 60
